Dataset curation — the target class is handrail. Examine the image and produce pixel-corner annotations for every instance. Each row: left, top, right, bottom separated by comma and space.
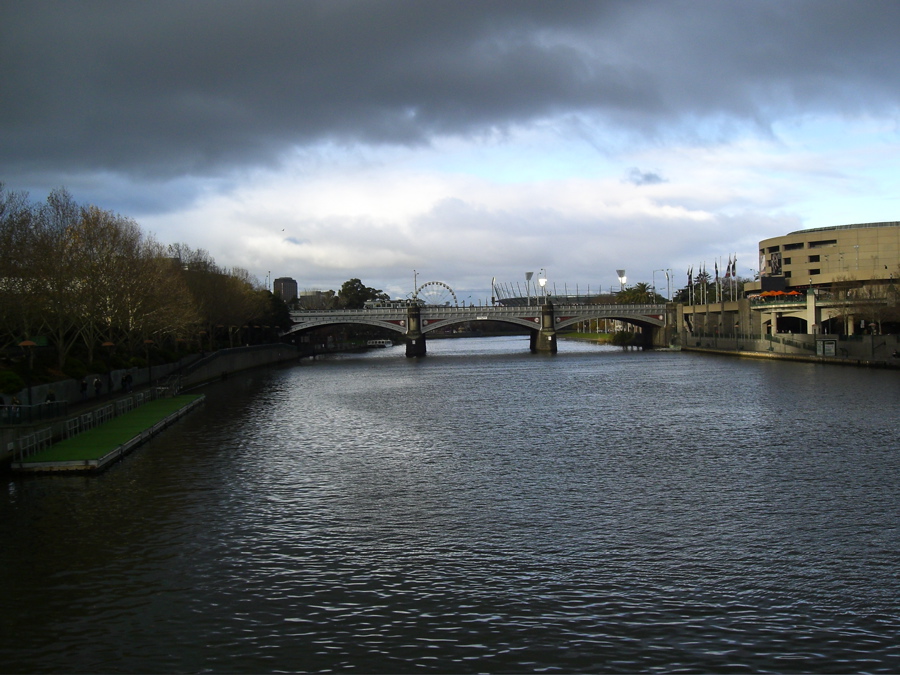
291, 303, 666, 315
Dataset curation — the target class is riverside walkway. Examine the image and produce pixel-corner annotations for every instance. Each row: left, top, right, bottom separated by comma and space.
11, 394, 204, 473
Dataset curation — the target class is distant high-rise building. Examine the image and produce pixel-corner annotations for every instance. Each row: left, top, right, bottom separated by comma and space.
273, 277, 298, 303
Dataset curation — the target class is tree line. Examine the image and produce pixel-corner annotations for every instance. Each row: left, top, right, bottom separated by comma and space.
0, 185, 289, 391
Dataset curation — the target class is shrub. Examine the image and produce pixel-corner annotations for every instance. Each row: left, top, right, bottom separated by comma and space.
63, 357, 88, 380
611, 331, 636, 347
111, 354, 131, 369
0, 370, 26, 395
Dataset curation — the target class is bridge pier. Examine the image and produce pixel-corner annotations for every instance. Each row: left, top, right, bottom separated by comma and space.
530, 302, 557, 354
405, 305, 427, 357
406, 336, 426, 357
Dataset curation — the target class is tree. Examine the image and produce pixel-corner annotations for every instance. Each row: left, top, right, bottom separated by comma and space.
0, 185, 40, 352
616, 282, 663, 304
337, 278, 383, 309
830, 276, 861, 334
611, 329, 636, 347
116, 240, 199, 354
847, 283, 900, 334
35, 189, 84, 369
72, 205, 146, 364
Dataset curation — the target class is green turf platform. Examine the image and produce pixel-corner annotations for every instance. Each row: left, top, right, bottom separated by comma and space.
12, 394, 205, 473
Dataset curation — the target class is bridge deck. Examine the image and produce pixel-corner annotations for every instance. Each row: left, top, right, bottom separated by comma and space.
287, 303, 667, 335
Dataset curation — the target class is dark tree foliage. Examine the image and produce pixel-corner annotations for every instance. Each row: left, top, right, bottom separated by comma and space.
0, 186, 290, 383
337, 278, 383, 309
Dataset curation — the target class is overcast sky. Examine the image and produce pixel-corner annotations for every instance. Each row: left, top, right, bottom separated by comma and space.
4, 0, 900, 301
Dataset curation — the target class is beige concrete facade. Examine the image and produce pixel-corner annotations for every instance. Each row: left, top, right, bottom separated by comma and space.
678, 292, 868, 336
747, 221, 900, 291
678, 221, 900, 338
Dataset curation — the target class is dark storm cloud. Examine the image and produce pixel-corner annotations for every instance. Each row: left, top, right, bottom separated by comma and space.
3, 0, 900, 181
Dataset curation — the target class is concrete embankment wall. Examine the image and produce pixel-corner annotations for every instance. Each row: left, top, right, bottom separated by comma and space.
680, 333, 900, 369
179, 344, 305, 389
2, 344, 307, 464
8, 344, 306, 406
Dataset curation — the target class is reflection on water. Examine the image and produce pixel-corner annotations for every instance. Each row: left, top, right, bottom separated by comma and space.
2, 337, 900, 673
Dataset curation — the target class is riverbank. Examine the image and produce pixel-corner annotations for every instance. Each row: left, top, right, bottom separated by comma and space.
561, 330, 900, 368
11, 395, 205, 473
679, 332, 900, 369
1, 343, 309, 467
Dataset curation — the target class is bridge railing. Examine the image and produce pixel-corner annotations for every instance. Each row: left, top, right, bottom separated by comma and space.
291, 303, 666, 315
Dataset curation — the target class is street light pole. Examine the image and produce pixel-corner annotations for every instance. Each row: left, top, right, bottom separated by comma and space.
144, 339, 154, 392
19, 340, 36, 408
102, 341, 115, 396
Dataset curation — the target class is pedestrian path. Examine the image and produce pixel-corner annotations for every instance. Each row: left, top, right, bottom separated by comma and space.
11, 394, 204, 473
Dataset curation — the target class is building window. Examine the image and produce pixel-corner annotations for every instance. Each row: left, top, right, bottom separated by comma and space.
784, 242, 804, 250
808, 239, 837, 249
809, 268, 820, 275
808, 254, 820, 263
784, 257, 791, 265
785, 271, 792, 278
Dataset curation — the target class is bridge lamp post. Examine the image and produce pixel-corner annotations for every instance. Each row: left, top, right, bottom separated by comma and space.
538, 276, 547, 301
616, 270, 627, 292
525, 271, 533, 306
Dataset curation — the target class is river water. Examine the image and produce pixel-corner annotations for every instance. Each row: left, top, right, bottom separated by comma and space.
2, 336, 899, 673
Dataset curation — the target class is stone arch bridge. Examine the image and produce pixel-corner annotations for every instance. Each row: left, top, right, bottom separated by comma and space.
287, 303, 673, 356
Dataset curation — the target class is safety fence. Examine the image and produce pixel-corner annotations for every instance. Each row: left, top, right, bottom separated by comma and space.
11, 387, 167, 463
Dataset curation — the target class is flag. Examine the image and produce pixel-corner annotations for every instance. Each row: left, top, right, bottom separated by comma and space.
725, 255, 732, 278
715, 261, 719, 282
687, 266, 692, 286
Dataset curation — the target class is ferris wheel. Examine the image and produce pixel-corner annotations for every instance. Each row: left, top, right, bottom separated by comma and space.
414, 281, 459, 306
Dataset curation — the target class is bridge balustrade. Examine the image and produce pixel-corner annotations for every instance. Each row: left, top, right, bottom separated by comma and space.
287, 302, 670, 355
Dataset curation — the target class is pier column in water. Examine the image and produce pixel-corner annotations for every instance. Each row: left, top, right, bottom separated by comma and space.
531, 301, 557, 353
405, 304, 427, 357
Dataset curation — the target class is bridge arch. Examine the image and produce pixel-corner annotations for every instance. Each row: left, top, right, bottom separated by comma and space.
283, 317, 409, 336
420, 315, 541, 335
285, 303, 671, 353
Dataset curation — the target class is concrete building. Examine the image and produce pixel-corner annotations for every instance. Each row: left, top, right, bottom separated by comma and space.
273, 277, 298, 303
681, 221, 900, 341
748, 221, 900, 293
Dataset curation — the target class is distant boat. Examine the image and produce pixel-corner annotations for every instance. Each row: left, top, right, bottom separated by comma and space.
366, 339, 393, 348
